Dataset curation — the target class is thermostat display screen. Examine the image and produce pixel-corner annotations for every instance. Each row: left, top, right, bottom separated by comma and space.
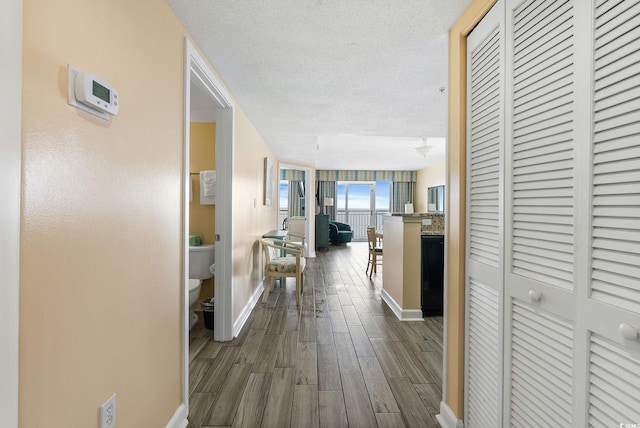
92, 81, 110, 103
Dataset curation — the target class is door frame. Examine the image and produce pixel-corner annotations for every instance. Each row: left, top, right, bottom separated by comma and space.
1, 0, 22, 426
180, 38, 235, 420
278, 162, 315, 258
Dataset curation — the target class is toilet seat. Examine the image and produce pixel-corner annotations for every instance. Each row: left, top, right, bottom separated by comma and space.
188, 278, 201, 292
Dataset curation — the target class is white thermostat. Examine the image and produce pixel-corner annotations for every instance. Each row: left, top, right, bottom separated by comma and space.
68, 65, 119, 120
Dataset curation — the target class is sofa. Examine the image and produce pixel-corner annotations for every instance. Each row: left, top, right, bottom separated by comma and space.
329, 221, 353, 245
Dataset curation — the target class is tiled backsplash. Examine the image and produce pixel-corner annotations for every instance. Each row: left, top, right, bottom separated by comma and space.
421, 213, 445, 233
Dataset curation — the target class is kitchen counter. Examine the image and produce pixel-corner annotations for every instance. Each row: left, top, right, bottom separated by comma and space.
422, 230, 445, 236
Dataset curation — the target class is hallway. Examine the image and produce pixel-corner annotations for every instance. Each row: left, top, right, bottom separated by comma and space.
188, 242, 443, 427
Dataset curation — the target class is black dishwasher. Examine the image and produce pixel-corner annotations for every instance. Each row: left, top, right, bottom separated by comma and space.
421, 235, 444, 317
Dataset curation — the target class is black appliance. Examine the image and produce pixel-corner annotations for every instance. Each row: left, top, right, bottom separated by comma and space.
421, 235, 444, 317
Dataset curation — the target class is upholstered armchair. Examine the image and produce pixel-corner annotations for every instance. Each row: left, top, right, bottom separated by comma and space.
328, 221, 353, 245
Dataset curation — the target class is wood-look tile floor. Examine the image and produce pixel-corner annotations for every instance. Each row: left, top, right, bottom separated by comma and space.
188, 242, 443, 428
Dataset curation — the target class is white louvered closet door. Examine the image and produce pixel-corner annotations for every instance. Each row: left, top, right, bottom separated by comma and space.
584, 0, 640, 426
465, 2, 504, 426
504, 0, 578, 426
466, 0, 640, 426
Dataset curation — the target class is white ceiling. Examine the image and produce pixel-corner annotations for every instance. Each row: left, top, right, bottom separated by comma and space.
169, 0, 471, 170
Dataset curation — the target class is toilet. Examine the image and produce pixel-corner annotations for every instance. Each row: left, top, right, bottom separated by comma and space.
188, 243, 215, 329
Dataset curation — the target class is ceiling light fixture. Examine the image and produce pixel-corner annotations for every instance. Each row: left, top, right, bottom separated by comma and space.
415, 139, 433, 157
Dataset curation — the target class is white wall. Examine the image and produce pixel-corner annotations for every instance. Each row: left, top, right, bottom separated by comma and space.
0, 0, 22, 426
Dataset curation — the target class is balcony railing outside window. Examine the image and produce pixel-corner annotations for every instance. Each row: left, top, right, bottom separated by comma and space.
279, 210, 389, 242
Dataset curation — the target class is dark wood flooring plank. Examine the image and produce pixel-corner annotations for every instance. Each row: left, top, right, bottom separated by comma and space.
358, 357, 400, 413
341, 370, 378, 428
252, 334, 280, 373
195, 339, 223, 360
232, 373, 272, 428
190, 336, 208, 363
416, 351, 443, 387
234, 328, 266, 364
413, 383, 441, 419
205, 363, 252, 425
319, 390, 348, 428
317, 344, 342, 391
388, 377, 435, 428
295, 340, 318, 385
187, 392, 216, 428
291, 384, 319, 428
360, 313, 390, 339
329, 309, 349, 333
333, 332, 360, 373
265, 308, 286, 335
195, 346, 239, 393
369, 338, 406, 379
347, 325, 376, 358
375, 413, 408, 428
189, 358, 212, 396
298, 309, 317, 342
387, 340, 435, 384
342, 304, 362, 326
275, 330, 297, 368
261, 367, 295, 428
315, 316, 334, 346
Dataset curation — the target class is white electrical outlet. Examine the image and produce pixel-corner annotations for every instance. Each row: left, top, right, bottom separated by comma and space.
100, 393, 116, 428
422, 218, 432, 226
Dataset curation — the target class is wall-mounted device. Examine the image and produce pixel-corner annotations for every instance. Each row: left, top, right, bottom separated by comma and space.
68, 65, 119, 120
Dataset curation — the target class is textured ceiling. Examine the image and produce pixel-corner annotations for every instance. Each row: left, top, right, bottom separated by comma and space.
168, 0, 471, 170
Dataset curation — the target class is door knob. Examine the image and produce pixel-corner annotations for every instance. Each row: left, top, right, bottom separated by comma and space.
619, 323, 639, 341
528, 290, 542, 302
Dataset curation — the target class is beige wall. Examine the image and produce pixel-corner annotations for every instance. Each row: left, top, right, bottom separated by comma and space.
415, 161, 445, 213
190, 122, 216, 298
232, 107, 279, 322
446, 0, 497, 419
21, 0, 186, 426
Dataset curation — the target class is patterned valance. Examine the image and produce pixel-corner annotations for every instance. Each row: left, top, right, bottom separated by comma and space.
280, 169, 305, 180
316, 170, 416, 182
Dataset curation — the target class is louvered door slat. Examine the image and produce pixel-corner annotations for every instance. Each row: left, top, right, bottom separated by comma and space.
467, 280, 500, 428
466, 5, 504, 425
510, 301, 573, 427
588, 334, 640, 426
511, 0, 574, 292
469, 23, 502, 269
594, 1, 640, 43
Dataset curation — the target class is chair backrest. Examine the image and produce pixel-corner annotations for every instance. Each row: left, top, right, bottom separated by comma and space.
366, 227, 377, 250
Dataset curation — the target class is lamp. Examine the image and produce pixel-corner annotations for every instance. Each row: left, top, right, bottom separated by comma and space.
323, 197, 334, 215
415, 139, 433, 157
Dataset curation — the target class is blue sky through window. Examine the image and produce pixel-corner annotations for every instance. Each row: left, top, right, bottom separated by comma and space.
337, 182, 390, 210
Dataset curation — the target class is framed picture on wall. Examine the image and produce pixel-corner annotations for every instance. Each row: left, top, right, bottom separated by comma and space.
264, 157, 273, 206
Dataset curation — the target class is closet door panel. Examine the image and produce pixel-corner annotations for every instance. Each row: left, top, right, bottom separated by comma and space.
592, 0, 640, 315
587, 0, 640, 425
504, 0, 577, 425
465, 2, 505, 425
507, 0, 576, 293
588, 335, 640, 427
509, 301, 573, 428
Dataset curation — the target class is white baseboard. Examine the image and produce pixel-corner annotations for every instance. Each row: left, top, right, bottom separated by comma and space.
166, 403, 188, 428
233, 280, 265, 337
436, 401, 464, 428
380, 288, 424, 321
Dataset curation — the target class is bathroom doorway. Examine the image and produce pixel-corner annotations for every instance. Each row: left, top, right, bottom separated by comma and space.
181, 39, 235, 419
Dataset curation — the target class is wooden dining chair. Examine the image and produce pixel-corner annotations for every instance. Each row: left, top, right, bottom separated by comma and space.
366, 226, 383, 278
260, 238, 306, 305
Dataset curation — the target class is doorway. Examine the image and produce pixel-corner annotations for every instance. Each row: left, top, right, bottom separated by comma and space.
182, 38, 235, 419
